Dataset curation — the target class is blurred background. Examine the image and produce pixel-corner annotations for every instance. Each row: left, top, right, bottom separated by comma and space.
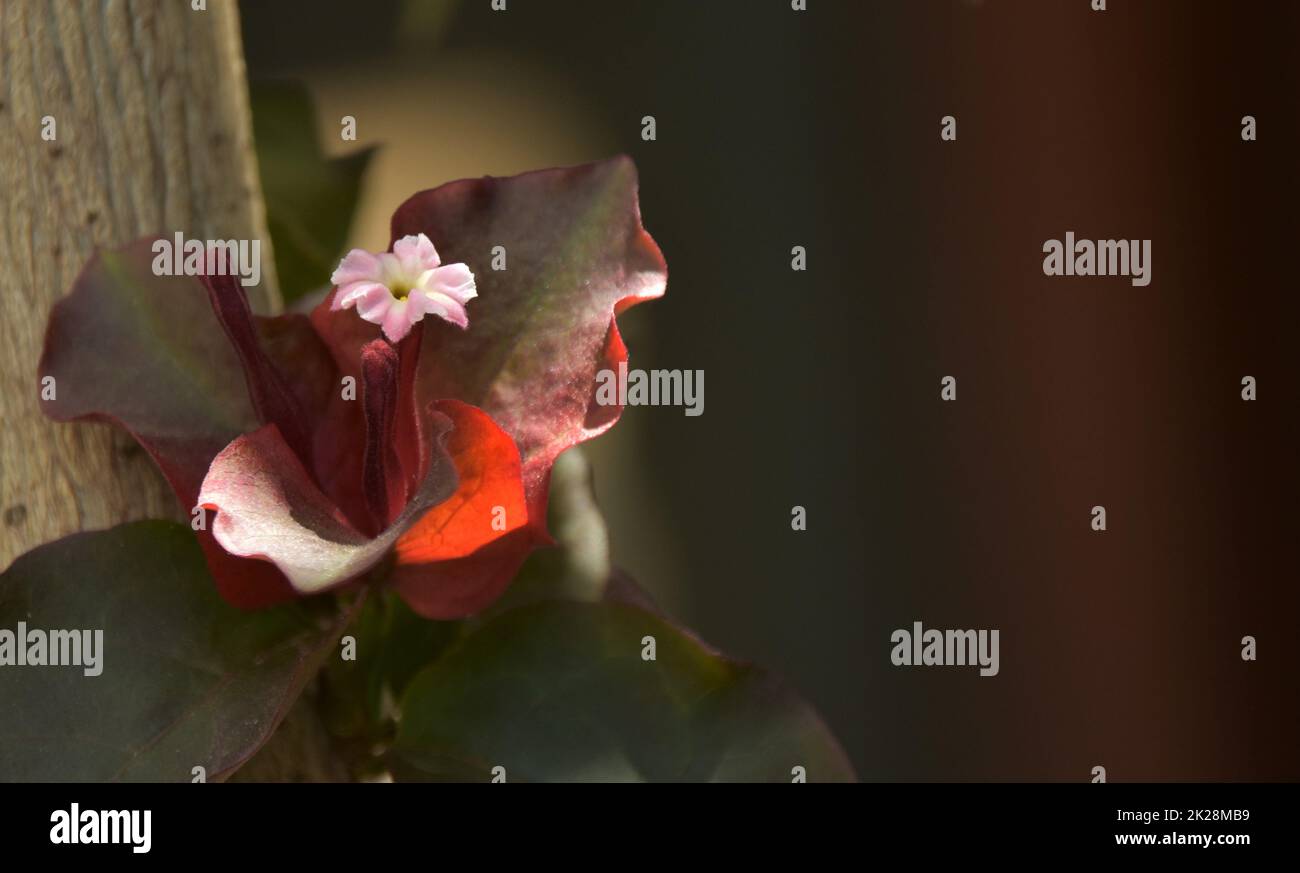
241, 0, 1300, 780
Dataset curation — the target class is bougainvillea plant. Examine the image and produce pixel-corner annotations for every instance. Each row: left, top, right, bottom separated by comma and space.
0, 88, 853, 782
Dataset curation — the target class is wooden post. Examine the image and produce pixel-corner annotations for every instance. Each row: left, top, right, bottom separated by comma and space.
0, 0, 278, 568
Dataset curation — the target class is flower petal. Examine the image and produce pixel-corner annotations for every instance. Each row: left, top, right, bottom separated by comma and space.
355, 286, 396, 323
197, 522, 300, 610
335, 280, 390, 310
391, 399, 534, 618
412, 288, 468, 330
331, 248, 384, 287
392, 232, 440, 274
424, 262, 477, 305
198, 407, 459, 595
380, 298, 417, 342
393, 526, 541, 620
395, 400, 528, 563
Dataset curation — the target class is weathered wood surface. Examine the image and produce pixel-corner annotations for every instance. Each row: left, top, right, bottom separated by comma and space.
0, 0, 277, 568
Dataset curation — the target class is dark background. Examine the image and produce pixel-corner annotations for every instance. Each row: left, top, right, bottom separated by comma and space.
241, 0, 1300, 780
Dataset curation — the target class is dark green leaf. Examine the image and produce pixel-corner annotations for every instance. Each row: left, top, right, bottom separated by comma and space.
251, 80, 374, 305
0, 522, 356, 782
392, 600, 856, 783
321, 590, 462, 742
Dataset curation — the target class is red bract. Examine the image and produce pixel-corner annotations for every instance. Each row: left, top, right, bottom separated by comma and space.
37, 158, 666, 618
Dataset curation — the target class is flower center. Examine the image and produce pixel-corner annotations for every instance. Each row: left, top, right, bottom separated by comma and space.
389, 279, 413, 300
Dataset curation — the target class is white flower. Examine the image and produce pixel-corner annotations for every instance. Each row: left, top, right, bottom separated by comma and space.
330, 233, 477, 342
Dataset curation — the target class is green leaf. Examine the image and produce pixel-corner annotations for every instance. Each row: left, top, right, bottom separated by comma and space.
0, 522, 356, 782
321, 590, 462, 743
374, 595, 464, 704
251, 80, 374, 306
391, 600, 856, 783
320, 592, 389, 741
